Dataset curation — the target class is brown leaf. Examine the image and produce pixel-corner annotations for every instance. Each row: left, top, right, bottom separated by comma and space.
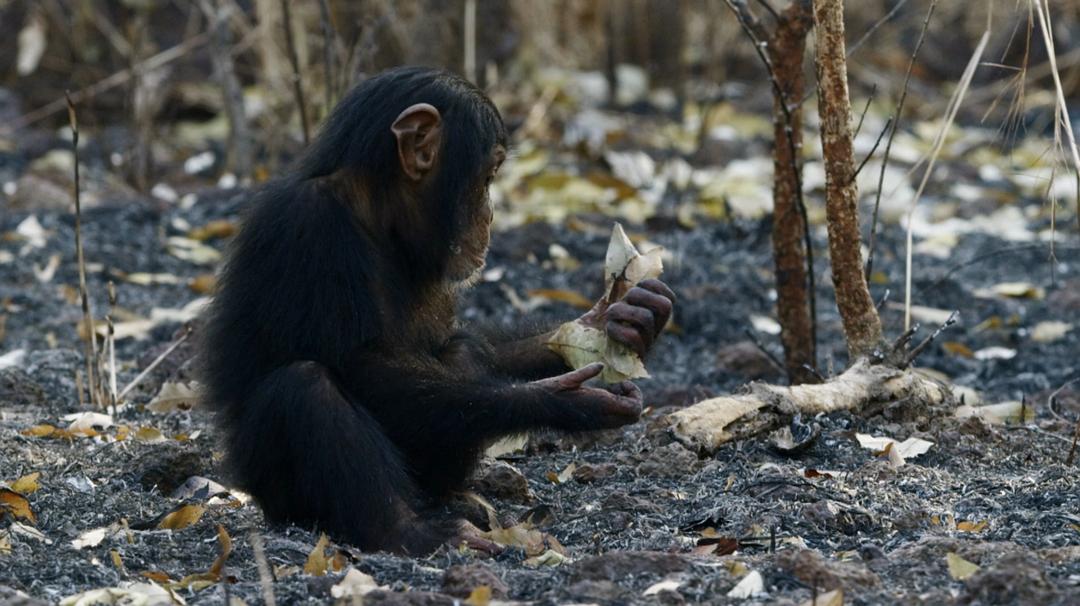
208, 525, 233, 578
157, 504, 206, 531
0, 488, 36, 524
188, 219, 237, 241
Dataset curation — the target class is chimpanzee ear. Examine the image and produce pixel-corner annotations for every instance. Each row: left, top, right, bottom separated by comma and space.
391, 103, 443, 182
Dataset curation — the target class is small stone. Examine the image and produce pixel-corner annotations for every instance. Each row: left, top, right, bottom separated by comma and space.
441, 564, 508, 599
572, 462, 617, 483
775, 548, 880, 592
473, 460, 532, 502
570, 551, 690, 584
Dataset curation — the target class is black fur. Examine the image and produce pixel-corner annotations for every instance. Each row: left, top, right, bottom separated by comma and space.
201, 68, 616, 553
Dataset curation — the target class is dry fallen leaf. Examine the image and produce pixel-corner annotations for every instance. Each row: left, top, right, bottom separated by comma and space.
304, 533, 331, 576
465, 585, 492, 606
546, 223, 664, 383
331, 568, 384, 599
208, 525, 233, 577
0, 488, 36, 524
726, 569, 764, 598
147, 382, 201, 413
10, 472, 41, 495
854, 434, 934, 460
799, 588, 843, 606
946, 552, 979, 580
59, 583, 185, 606
157, 504, 206, 531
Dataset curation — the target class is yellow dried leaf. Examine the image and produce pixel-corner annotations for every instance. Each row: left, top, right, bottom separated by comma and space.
957, 520, 988, 533
0, 488, 36, 524
946, 552, 979, 580
304, 533, 330, 576
942, 341, 974, 358
158, 504, 206, 530
188, 219, 237, 241
208, 525, 233, 577
22, 424, 56, 438
110, 549, 124, 571
188, 274, 217, 295
134, 426, 166, 443
466, 585, 492, 606
10, 472, 41, 495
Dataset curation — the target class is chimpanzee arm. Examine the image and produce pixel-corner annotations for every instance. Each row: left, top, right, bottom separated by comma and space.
351, 358, 639, 495
487, 331, 570, 380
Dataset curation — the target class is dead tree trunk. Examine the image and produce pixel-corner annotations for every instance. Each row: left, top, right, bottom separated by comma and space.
812, 0, 883, 358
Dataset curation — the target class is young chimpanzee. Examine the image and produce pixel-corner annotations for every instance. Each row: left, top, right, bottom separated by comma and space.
201, 66, 676, 554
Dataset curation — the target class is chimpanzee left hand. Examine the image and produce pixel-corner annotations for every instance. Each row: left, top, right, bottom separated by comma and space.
603, 278, 676, 358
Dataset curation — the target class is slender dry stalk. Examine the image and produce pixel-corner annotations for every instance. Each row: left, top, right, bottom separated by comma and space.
65, 93, 99, 409
106, 281, 118, 416
280, 0, 310, 145
865, 0, 936, 281
464, 0, 477, 83
117, 326, 192, 400
1032, 0, 1080, 232
250, 531, 276, 606
903, 29, 990, 330
317, 0, 336, 114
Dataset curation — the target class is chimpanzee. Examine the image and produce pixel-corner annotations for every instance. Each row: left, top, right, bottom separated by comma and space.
200, 66, 675, 554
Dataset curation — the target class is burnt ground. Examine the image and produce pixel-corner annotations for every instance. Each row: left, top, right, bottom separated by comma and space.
1, 185, 1079, 605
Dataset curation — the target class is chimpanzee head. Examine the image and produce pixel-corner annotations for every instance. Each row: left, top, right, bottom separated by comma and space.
300, 66, 507, 284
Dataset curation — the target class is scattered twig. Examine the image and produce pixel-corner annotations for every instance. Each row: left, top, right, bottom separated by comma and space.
249, 531, 277, 606
846, 0, 911, 57
902, 310, 958, 367
865, 0, 936, 282
1067, 419, 1079, 466
851, 117, 893, 183
743, 328, 787, 376
852, 83, 877, 140
12, 33, 209, 131
1047, 377, 1079, 424
922, 243, 1080, 292
875, 288, 891, 310
106, 281, 118, 417
117, 326, 193, 400
66, 93, 99, 410
280, 0, 310, 145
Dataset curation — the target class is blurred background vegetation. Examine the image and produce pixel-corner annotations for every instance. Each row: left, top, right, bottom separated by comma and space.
0, 0, 1077, 219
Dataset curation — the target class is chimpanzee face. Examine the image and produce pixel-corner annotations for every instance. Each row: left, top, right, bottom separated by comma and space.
446, 146, 505, 285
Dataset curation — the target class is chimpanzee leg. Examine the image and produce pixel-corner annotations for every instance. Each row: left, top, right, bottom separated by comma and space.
221, 361, 449, 554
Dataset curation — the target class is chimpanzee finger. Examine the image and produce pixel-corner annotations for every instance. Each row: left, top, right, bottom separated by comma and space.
623, 288, 673, 336
555, 362, 604, 389
638, 278, 677, 304
608, 302, 656, 347
606, 321, 647, 357
607, 380, 643, 403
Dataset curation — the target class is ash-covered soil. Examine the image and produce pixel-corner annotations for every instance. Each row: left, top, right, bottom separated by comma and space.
1, 190, 1079, 605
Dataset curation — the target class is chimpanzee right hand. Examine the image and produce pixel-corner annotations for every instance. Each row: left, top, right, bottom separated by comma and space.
530, 363, 643, 429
